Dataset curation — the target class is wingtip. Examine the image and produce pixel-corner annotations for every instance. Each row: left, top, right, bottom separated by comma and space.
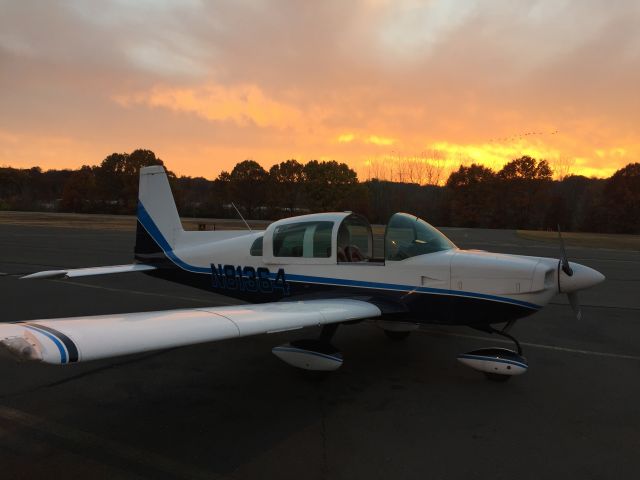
0, 335, 43, 362
20, 270, 69, 280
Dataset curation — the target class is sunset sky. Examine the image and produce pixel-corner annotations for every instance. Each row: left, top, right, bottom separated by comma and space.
1, 0, 638, 181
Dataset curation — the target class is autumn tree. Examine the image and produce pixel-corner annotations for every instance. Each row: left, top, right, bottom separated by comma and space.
302, 160, 359, 212
495, 156, 553, 229
218, 160, 269, 218
61, 166, 97, 212
94, 149, 165, 213
0, 167, 27, 208
269, 159, 305, 215
497, 155, 552, 181
599, 163, 640, 233
445, 164, 497, 227
544, 175, 593, 231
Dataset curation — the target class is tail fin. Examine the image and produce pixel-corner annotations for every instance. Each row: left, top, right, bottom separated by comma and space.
134, 165, 183, 262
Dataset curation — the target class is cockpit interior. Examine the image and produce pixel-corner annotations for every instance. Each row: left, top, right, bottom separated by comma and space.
251, 212, 456, 264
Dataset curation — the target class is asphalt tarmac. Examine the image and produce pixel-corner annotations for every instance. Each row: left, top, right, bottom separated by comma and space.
0, 223, 638, 480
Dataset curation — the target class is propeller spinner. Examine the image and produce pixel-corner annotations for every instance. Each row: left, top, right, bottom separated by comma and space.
556, 225, 604, 319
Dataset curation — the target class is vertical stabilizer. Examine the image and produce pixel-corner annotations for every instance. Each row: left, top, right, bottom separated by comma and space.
135, 166, 183, 261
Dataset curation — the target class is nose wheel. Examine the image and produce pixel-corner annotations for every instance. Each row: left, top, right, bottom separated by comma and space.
457, 321, 528, 382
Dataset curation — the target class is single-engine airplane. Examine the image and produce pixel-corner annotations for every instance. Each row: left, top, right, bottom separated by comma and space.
0, 166, 605, 381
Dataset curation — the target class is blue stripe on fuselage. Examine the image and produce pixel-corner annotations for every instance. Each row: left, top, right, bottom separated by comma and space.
137, 202, 541, 310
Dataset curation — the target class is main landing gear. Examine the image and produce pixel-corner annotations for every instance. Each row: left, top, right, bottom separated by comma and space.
272, 324, 343, 371
272, 320, 421, 371
271, 320, 528, 382
377, 320, 419, 340
457, 320, 529, 382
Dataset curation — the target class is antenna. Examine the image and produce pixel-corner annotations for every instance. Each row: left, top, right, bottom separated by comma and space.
231, 202, 252, 232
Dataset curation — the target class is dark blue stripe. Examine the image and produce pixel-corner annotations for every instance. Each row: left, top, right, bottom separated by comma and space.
25, 323, 79, 363
137, 202, 542, 310
23, 325, 67, 364
457, 353, 528, 369
137, 203, 209, 273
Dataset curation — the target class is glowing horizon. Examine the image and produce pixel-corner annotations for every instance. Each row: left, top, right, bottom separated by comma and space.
1, 1, 638, 182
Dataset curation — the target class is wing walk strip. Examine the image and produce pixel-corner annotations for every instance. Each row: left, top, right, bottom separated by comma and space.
20, 322, 79, 364
137, 202, 542, 311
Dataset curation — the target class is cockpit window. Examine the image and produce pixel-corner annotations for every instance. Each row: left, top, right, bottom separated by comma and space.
337, 214, 373, 262
273, 221, 333, 258
250, 236, 263, 256
385, 213, 455, 260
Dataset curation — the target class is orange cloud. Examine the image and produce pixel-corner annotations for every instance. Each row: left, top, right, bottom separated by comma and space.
114, 84, 304, 129
1, 1, 638, 182
0, 129, 98, 170
337, 133, 356, 143
366, 135, 395, 146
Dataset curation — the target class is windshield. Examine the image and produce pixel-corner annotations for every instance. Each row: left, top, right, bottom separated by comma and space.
385, 213, 456, 260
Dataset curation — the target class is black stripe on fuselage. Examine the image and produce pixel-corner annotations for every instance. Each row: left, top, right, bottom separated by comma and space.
23, 322, 79, 363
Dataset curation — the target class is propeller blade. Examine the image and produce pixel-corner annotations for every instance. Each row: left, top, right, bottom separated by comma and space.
557, 224, 573, 276
568, 292, 582, 320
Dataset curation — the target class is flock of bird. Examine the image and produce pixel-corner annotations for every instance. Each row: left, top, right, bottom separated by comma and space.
487, 129, 559, 143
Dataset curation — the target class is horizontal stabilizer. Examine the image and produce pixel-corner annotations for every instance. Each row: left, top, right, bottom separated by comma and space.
21, 264, 156, 280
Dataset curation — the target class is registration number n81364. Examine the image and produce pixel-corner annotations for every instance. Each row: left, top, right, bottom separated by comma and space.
210, 264, 289, 295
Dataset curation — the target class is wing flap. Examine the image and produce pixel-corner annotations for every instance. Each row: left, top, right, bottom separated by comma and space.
207, 300, 381, 336
21, 264, 156, 280
0, 299, 380, 364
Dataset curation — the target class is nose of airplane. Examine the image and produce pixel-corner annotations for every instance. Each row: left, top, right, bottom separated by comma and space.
558, 261, 605, 293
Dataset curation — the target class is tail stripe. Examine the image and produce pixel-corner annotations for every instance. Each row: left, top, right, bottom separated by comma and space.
137, 202, 209, 274
137, 203, 173, 252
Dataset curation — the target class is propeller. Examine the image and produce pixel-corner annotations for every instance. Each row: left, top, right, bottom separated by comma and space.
557, 225, 582, 320
568, 292, 582, 320
557, 225, 573, 276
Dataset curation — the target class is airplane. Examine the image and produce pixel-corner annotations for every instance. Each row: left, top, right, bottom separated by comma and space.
0, 166, 605, 381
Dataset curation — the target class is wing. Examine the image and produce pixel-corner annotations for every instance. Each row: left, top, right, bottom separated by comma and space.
21, 264, 156, 280
0, 299, 381, 364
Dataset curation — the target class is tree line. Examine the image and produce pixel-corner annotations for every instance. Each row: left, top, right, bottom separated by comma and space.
0, 149, 638, 233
